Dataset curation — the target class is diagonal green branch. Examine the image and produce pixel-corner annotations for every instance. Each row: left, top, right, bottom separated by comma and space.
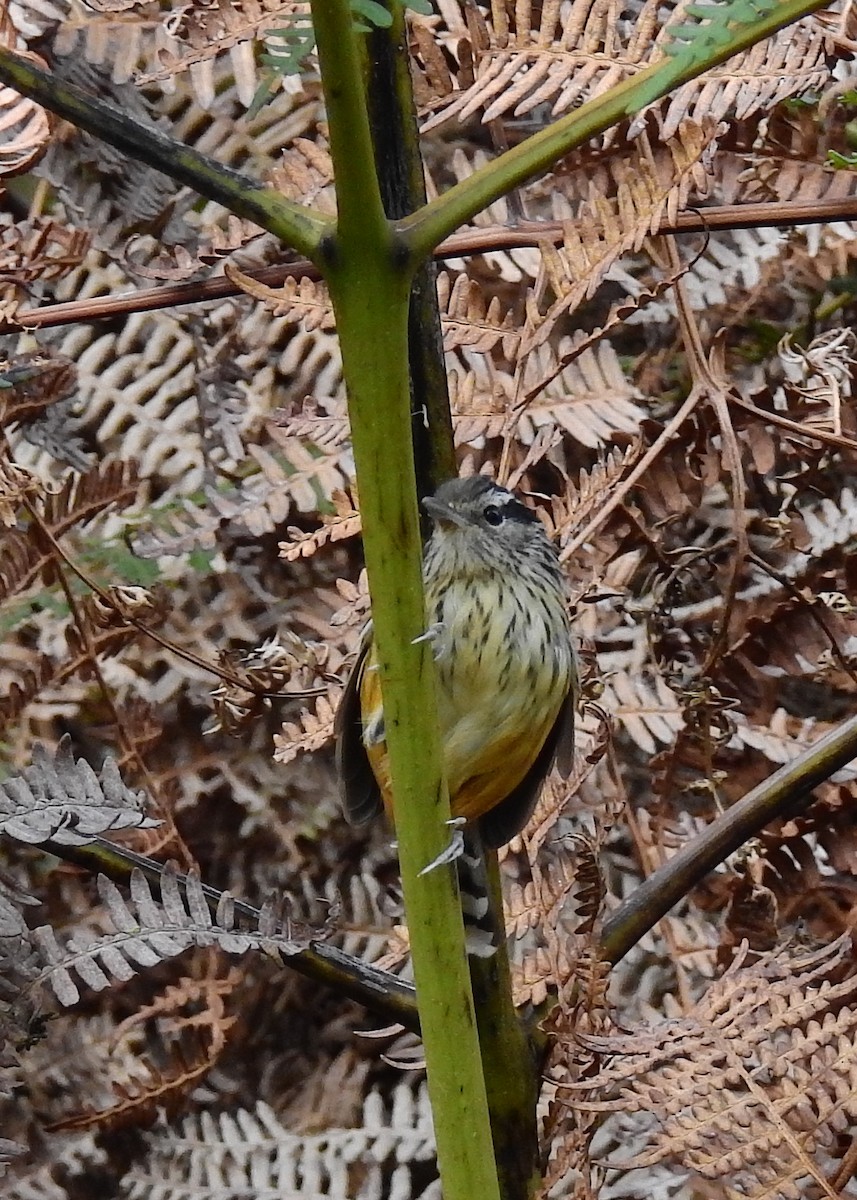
600, 712, 857, 965
398, 0, 831, 262
0, 49, 331, 260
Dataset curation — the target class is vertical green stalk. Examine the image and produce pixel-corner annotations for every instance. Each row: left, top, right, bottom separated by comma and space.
359, 11, 540, 1193
312, 2, 501, 1197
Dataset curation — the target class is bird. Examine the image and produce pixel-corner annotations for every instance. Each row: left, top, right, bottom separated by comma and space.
335, 476, 576, 851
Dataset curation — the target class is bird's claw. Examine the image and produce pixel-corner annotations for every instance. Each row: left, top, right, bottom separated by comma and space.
418, 817, 467, 876
412, 621, 446, 661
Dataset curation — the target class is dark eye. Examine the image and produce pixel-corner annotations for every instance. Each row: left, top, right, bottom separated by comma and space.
483, 505, 503, 526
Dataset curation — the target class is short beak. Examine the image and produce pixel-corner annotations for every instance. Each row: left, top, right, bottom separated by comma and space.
422, 495, 468, 529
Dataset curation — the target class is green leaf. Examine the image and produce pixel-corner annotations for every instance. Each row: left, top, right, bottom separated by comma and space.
188, 548, 217, 575
350, 0, 393, 27
633, 0, 784, 108
827, 149, 857, 169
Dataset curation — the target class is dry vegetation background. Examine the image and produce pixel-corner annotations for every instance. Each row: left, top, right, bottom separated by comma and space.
2, 0, 857, 1195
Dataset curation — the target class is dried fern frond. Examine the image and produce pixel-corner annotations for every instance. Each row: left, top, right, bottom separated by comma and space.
36, 459, 141, 539
420, 0, 828, 133
278, 488, 360, 561
1, 1132, 104, 1200
601, 672, 685, 756
437, 270, 522, 358
32, 864, 317, 1007
0, 738, 155, 846
574, 934, 857, 1197
28, 965, 241, 1133
267, 136, 335, 211
273, 691, 338, 765
226, 264, 335, 329
0, 5, 52, 178
209, 631, 330, 733
0, 216, 90, 321
550, 444, 642, 550
0, 353, 76, 427
450, 339, 646, 448
520, 121, 718, 354
122, 1081, 437, 1200
136, 0, 310, 110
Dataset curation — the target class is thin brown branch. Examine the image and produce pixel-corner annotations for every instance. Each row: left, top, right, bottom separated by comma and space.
7, 196, 857, 333
663, 234, 747, 675
560, 387, 704, 562
729, 393, 857, 455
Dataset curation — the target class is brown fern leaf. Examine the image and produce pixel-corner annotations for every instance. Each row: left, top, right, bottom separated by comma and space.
0, 77, 51, 177
56, 594, 153, 684
0, 459, 47, 527
511, 945, 555, 1009
550, 444, 642, 550
0, 654, 56, 731
720, 106, 857, 212
420, 0, 827, 135
58, 627, 142, 685
136, 438, 348, 557
273, 691, 338, 764
0, 216, 91, 287
532, 848, 608, 998
450, 340, 646, 448
111, 697, 165, 763
124, 219, 267, 280
51, 12, 157, 88
0, 6, 53, 179
437, 271, 522, 357
225, 263, 335, 329
267, 137, 336, 211
131, 502, 220, 558
0, 528, 53, 601
279, 512, 361, 561
521, 121, 717, 354
519, 262, 687, 406
0, 353, 76, 426
136, 0, 307, 109
419, 0, 664, 130
656, 12, 832, 141
113, 963, 243, 1042
39, 460, 141, 538
0, 218, 89, 326
270, 399, 350, 454
720, 868, 780, 958
574, 935, 857, 1197
46, 1017, 235, 1133
210, 631, 330, 733
604, 672, 685, 757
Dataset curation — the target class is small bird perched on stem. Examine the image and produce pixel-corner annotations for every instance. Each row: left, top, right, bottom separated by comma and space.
335, 476, 576, 851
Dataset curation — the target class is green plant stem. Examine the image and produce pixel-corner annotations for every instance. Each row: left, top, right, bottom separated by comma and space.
600, 711, 857, 965
34, 834, 420, 1027
358, 33, 538, 1189
398, 0, 831, 261
0, 50, 330, 260
312, 2, 500, 1198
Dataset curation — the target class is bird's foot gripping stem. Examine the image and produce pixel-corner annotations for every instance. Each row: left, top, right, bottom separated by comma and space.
411, 622, 446, 661
418, 816, 467, 876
